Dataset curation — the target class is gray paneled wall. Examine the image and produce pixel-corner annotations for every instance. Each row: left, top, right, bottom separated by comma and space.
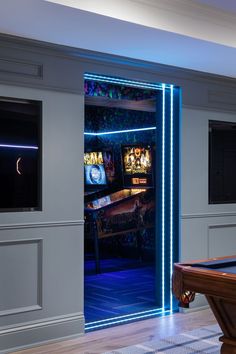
0, 225, 84, 353
0, 239, 42, 317
0, 34, 236, 351
0, 83, 84, 352
181, 107, 236, 309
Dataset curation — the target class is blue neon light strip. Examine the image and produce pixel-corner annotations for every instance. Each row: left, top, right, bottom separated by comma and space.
85, 309, 172, 331
0, 144, 38, 150
170, 85, 174, 312
84, 72, 179, 323
87, 307, 164, 326
84, 73, 165, 90
84, 126, 156, 136
161, 84, 166, 310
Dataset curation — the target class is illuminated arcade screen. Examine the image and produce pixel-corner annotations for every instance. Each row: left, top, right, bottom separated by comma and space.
122, 145, 153, 187
84, 151, 107, 185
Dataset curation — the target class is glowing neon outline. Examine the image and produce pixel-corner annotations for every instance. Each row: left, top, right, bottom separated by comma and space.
161, 84, 166, 310
84, 73, 167, 90
0, 144, 38, 150
84, 73, 178, 326
86, 307, 164, 326
170, 85, 174, 311
84, 126, 156, 136
85, 309, 172, 331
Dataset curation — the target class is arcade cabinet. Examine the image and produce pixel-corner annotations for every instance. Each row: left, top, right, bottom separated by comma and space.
84, 144, 155, 273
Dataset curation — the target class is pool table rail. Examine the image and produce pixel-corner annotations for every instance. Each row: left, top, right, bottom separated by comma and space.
173, 262, 236, 305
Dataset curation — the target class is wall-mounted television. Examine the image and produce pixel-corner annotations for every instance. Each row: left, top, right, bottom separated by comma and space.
122, 145, 153, 188
209, 120, 236, 203
84, 151, 107, 186
0, 97, 42, 211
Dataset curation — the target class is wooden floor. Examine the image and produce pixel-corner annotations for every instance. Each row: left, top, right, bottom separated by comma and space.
14, 309, 216, 354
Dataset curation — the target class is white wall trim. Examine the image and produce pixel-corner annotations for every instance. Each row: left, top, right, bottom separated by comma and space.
0, 57, 43, 79
208, 222, 236, 229
0, 312, 84, 335
207, 222, 236, 258
0, 305, 42, 318
183, 103, 236, 114
0, 220, 84, 230
182, 212, 236, 219
0, 238, 43, 316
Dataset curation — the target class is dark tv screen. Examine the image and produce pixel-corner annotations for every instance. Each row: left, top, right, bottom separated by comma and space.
209, 120, 236, 203
0, 97, 41, 211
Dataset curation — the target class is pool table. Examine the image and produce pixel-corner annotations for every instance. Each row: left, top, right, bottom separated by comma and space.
172, 255, 236, 354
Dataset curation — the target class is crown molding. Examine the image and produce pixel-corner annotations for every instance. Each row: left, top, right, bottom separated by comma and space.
1, 32, 236, 89
127, 0, 236, 46
46, 0, 236, 37
131, 0, 236, 24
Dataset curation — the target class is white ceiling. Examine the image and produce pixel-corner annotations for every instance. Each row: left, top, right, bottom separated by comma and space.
0, 0, 236, 78
193, 0, 236, 13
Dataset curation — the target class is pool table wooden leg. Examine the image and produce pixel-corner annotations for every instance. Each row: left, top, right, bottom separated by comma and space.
221, 339, 236, 353
205, 295, 236, 353
206, 295, 236, 332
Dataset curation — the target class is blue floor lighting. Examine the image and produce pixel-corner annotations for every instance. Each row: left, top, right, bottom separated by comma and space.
85, 309, 172, 331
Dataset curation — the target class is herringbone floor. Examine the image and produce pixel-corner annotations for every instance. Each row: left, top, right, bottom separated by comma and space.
85, 260, 156, 322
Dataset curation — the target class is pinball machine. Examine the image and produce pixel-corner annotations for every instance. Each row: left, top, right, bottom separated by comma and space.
84, 144, 155, 273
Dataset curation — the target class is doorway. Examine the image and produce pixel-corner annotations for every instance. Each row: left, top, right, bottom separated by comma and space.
83, 74, 180, 330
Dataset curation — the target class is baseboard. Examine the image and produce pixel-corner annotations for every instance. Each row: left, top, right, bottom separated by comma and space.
0, 313, 84, 353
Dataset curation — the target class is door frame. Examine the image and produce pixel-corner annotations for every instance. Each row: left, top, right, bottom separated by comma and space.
83, 73, 181, 330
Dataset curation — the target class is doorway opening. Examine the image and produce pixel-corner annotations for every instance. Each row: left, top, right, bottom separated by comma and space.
83, 73, 180, 330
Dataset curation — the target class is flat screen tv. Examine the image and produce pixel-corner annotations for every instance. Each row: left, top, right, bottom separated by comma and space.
0, 97, 42, 211
209, 120, 236, 203
84, 151, 107, 186
122, 145, 153, 188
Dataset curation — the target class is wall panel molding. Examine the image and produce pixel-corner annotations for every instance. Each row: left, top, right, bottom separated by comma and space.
183, 103, 236, 113
208, 89, 236, 108
0, 239, 43, 317
0, 220, 84, 231
0, 57, 43, 79
0, 34, 236, 112
208, 222, 236, 229
0, 313, 84, 353
0, 312, 83, 335
182, 212, 236, 219
207, 223, 236, 258
0, 305, 42, 318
